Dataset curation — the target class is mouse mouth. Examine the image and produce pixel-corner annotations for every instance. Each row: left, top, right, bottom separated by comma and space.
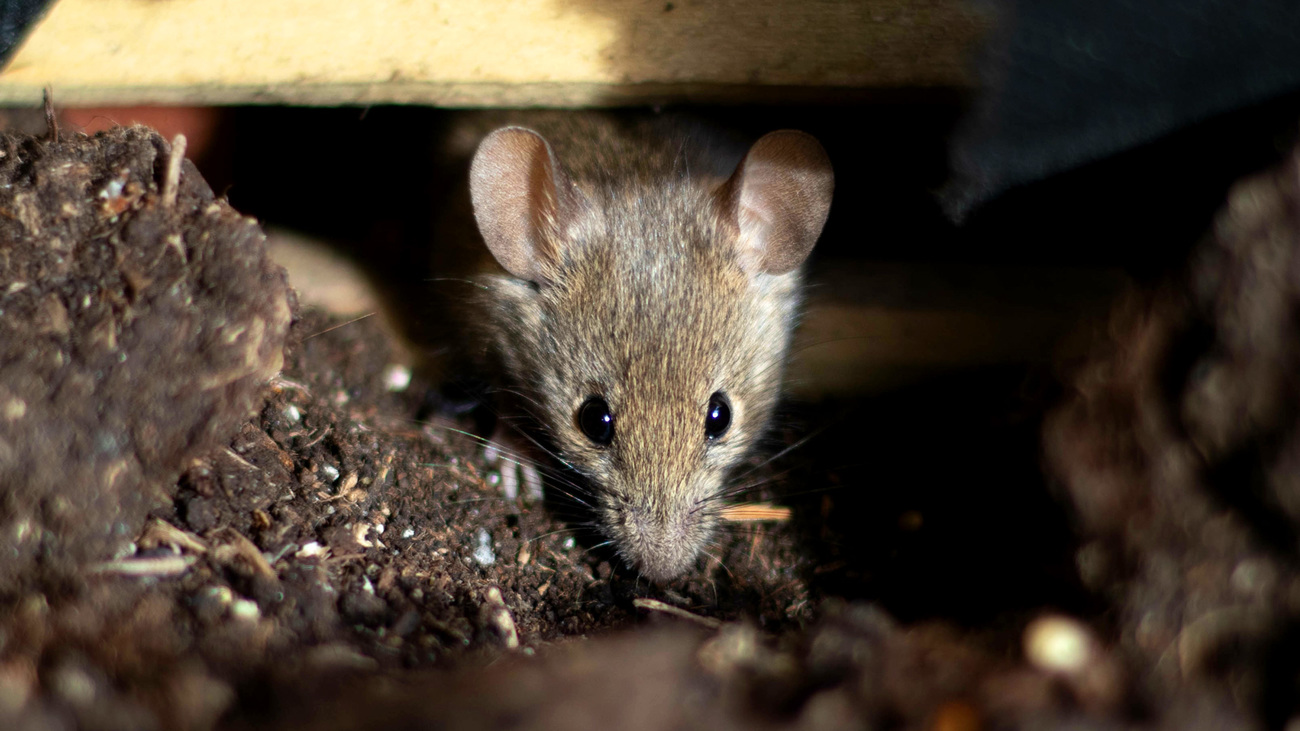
602, 499, 716, 583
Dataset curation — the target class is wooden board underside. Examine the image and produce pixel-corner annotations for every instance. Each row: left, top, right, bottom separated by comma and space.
0, 0, 984, 107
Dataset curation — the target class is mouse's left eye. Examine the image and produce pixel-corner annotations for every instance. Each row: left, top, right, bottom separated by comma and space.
705, 392, 731, 440
578, 396, 615, 446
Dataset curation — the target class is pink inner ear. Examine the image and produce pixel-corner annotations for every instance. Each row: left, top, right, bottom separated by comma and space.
730, 130, 834, 276
736, 199, 777, 271
469, 127, 569, 284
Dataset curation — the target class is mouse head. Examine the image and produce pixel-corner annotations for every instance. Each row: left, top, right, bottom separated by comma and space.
469, 125, 832, 581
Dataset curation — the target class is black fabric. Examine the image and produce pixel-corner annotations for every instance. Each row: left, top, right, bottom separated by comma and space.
0, 0, 53, 68
946, 0, 1300, 219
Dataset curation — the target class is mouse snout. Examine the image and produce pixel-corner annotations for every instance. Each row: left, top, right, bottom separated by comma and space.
612, 502, 711, 583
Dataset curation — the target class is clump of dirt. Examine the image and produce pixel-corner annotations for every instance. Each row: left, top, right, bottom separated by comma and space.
0, 301, 809, 731
1045, 141, 1300, 726
0, 125, 291, 588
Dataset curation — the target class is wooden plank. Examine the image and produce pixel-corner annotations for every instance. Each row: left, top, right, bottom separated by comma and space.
786, 262, 1125, 397
0, 0, 983, 107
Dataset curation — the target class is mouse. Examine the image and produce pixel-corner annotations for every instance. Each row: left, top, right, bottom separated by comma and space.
431, 113, 833, 582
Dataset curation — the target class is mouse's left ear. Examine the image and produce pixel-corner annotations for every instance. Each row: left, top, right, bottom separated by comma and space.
718, 131, 834, 275
469, 127, 577, 285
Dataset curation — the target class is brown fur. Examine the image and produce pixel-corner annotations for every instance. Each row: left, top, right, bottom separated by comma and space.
441, 114, 831, 581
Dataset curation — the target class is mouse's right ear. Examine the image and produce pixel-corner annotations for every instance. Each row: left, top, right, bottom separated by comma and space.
718, 130, 834, 276
469, 127, 575, 285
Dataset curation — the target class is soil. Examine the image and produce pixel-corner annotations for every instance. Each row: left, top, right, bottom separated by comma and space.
0, 124, 291, 592
2, 121, 1300, 731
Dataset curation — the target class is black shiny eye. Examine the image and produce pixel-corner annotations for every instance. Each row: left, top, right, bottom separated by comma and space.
578, 397, 614, 445
705, 392, 731, 440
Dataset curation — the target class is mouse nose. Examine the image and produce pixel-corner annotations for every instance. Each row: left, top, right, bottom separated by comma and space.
619, 506, 707, 582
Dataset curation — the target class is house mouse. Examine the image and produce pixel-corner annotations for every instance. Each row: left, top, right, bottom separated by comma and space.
433, 114, 833, 582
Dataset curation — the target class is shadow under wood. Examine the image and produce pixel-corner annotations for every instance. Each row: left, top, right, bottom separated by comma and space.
779, 365, 1098, 627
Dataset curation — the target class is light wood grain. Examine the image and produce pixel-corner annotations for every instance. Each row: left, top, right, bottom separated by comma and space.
0, 0, 983, 107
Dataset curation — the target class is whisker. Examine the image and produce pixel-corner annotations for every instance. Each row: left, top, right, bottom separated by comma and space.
424, 277, 492, 291
524, 526, 586, 544
783, 332, 887, 364
443, 496, 516, 505
421, 421, 573, 481
757, 482, 857, 502
704, 468, 797, 505
730, 421, 833, 484
702, 548, 734, 580
485, 386, 550, 416
303, 312, 377, 341
582, 539, 617, 553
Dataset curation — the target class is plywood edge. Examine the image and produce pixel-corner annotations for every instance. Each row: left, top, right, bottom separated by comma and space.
0, 81, 963, 109
0, 0, 985, 108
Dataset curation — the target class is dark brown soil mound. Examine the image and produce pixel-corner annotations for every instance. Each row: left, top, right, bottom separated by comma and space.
1045, 141, 1300, 728
0, 125, 291, 588
3, 121, 1299, 731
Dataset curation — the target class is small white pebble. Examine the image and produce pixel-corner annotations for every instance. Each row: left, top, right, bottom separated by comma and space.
374, 522, 385, 535
230, 598, 260, 622
1230, 559, 1274, 596
50, 664, 96, 705
482, 443, 500, 465
321, 464, 340, 483
1025, 615, 1093, 673
111, 540, 137, 560
283, 404, 301, 423
473, 529, 496, 566
296, 541, 326, 558
486, 472, 500, 487
3, 398, 26, 420
204, 586, 234, 606
352, 523, 374, 548
401, 528, 415, 539
382, 364, 412, 392
98, 178, 124, 199
562, 537, 576, 551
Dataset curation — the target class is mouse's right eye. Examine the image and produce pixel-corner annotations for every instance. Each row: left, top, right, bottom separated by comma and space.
577, 397, 614, 446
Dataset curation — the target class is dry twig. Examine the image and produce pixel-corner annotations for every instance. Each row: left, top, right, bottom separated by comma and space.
719, 502, 791, 523
162, 133, 187, 208
632, 598, 723, 629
